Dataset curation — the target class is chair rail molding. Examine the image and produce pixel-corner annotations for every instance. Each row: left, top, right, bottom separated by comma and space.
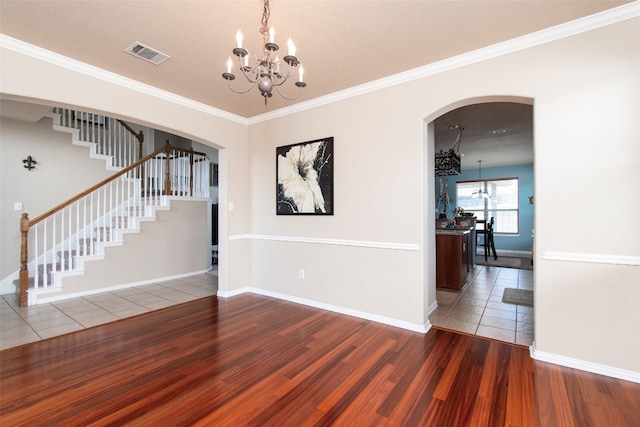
541, 251, 640, 266
228, 234, 419, 251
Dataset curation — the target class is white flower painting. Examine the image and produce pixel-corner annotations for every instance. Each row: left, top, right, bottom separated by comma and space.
277, 137, 333, 215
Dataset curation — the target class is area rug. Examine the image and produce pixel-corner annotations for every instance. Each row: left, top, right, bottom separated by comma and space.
477, 256, 533, 270
502, 288, 533, 307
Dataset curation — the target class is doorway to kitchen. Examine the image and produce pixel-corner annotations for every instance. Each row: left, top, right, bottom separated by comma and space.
423, 96, 535, 346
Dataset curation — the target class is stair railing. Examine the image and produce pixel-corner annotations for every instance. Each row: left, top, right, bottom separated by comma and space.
18, 143, 209, 306
53, 108, 144, 168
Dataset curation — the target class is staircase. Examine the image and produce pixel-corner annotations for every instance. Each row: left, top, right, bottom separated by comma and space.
52, 108, 145, 170
17, 108, 210, 306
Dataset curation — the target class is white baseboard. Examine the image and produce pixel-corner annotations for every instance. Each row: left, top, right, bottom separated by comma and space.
218, 287, 431, 334
217, 287, 251, 299
476, 249, 532, 258
530, 342, 640, 384
33, 270, 208, 305
0, 272, 18, 295
428, 300, 438, 315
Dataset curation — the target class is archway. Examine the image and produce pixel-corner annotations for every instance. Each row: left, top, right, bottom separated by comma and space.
0, 97, 228, 297
423, 96, 534, 345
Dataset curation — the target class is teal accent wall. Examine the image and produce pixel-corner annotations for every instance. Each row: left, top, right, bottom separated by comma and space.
435, 163, 534, 252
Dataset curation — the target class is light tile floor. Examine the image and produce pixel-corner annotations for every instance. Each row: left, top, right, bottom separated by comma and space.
430, 264, 534, 346
0, 273, 217, 351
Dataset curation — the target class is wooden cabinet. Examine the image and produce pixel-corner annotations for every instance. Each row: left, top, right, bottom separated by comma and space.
436, 231, 469, 291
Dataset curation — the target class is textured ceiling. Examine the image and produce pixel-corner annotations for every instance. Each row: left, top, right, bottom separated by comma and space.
434, 102, 533, 169
0, 1, 633, 168
0, 0, 631, 118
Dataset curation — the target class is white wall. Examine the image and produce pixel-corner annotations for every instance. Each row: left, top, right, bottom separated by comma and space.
0, 114, 114, 286
1, 14, 638, 378
50, 199, 208, 302
246, 17, 640, 376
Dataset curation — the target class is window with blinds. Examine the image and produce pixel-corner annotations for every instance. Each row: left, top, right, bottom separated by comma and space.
456, 178, 519, 234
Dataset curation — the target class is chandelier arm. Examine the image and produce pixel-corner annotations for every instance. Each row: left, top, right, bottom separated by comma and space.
226, 79, 258, 95
271, 66, 296, 87
238, 67, 260, 84
274, 84, 302, 101
235, 56, 260, 84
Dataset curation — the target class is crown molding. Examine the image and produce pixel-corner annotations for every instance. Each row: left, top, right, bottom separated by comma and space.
2, 1, 638, 126
0, 34, 249, 126
249, 1, 640, 124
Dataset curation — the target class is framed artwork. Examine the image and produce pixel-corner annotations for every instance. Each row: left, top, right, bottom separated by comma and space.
73, 111, 107, 127
276, 137, 333, 215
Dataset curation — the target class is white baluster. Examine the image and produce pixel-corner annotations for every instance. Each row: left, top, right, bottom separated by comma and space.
83, 197, 87, 257
43, 220, 48, 288
68, 205, 72, 270
34, 223, 39, 289
60, 210, 64, 272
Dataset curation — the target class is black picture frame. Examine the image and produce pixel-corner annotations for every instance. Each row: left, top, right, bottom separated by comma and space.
73, 111, 107, 127
276, 137, 333, 215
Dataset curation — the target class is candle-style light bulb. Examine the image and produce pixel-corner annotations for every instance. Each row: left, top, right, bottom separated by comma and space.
236, 30, 243, 49
226, 57, 233, 74
269, 27, 275, 43
243, 55, 249, 67
298, 66, 304, 82
287, 38, 296, 56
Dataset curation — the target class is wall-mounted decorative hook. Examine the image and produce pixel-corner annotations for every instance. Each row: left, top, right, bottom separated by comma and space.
23, 155, 37, 171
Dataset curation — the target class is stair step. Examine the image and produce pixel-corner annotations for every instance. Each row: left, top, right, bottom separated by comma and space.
94, 227, 112, 240
128, 206, 147, 216
112, 216, 129, 228
79, 237, 96, 245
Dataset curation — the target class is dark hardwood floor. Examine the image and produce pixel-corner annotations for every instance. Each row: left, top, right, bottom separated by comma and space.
1, 294, 639, 426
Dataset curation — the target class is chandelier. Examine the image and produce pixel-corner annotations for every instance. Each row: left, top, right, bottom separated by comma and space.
435, 125, 463, 176
472, 160, 491, 199
221, 0, 306, 105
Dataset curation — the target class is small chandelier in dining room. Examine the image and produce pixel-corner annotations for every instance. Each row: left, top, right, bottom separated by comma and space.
221, 0, 306, 105
472, 160, 491, 199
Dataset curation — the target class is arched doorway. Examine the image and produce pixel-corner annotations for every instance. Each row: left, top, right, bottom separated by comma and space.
424, 96, 535, 346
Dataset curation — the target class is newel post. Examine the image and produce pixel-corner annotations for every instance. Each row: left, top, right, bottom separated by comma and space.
164, 141, 172, 195
137, 130, 144, 161
19, 213, 30, 307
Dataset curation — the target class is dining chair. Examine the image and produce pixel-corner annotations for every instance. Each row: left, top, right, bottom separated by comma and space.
478, 217, 498, 261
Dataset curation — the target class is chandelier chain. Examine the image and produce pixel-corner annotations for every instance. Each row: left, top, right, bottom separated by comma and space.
451, 126, 463, 153
261, 0, 271, 34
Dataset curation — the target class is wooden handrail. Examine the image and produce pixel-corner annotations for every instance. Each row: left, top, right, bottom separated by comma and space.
29, 145, 166, 227
29, 143, 207, 226
116, 119, 144, 163
154, 146, 207, 158
116, 119, 144, 143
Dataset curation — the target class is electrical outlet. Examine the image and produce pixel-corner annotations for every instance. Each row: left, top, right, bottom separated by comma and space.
299, 269, 305, 280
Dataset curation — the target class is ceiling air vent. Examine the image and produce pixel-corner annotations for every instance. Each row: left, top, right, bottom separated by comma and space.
125, 42, 170, 65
